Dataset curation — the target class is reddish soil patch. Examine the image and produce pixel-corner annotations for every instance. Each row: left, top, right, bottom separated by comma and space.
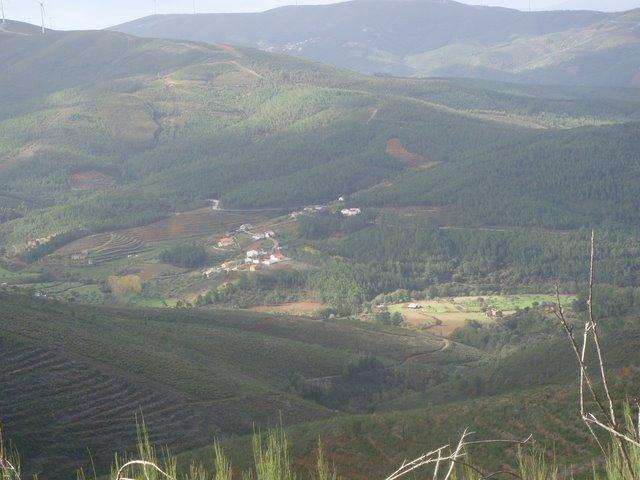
120, 208, 268, 244
386, 138, 441, 169
69, 170, 117, 191
250, 302, 325, 317
401, 312, 466, 337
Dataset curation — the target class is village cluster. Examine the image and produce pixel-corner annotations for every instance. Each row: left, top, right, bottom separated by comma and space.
204, 201, 362, 279
289, 198, 361, 219
203, 223, 289, 278
61, 198, 362, 280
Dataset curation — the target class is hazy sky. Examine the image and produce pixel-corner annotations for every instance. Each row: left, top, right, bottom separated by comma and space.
4, 0, 640, 31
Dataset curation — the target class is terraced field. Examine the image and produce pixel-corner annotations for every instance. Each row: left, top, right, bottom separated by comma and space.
54, 232, 144, 265
88, 233, 145, 264
121, 208, 270, 243
54, 208, 272, 264
0, 340, 223, 478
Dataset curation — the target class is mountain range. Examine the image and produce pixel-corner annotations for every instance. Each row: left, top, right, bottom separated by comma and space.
112, 0, 640, 87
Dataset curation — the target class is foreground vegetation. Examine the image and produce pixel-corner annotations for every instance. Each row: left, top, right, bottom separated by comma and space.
3, 278, 640, 478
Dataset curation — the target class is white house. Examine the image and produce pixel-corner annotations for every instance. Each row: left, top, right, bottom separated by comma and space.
252, 230, 275, 240
203, 268, 217, 278
262, 251, 289, 266
341, 208, 362, 217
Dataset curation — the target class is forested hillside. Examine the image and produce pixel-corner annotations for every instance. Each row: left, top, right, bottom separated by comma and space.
2, 23, 640, 257
113, 0, 640, 87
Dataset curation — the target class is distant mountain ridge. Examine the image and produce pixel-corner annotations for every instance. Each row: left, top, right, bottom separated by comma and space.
552, 0, 640, 11
112, 0, 640, 87
0, 19, 49, 35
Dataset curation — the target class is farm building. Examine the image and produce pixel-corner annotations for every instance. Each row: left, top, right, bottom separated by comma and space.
217, 237, 235, 248
262, 252, 288, 266
407, 303, 422, 309
341, 208, 361, 217
245, 250, 268, 264
251, 230, 275, 240
203, 268, 217, 278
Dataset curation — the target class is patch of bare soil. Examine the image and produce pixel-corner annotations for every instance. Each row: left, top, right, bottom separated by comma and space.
250, 302, 325, 316
69, 170, 117, 190
386, 137, 441, 169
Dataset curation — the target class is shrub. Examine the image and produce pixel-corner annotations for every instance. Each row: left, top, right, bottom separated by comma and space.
159, 245, 208, 268
107, 275, 142, 296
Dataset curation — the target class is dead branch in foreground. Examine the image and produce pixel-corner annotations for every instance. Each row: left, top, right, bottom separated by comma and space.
384, 430, 533, 480
555, 230, 639, 478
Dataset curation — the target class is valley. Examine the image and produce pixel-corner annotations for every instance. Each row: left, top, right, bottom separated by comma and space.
1, 6, 640, 480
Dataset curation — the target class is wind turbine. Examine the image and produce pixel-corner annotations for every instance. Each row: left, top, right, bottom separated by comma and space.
36, 0, 45, 34
153, 0, 157, 15
192, 0, 196, 14
1, 0, 5, 25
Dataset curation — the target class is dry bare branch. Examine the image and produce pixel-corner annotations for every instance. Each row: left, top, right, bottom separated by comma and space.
115, 460, 175, 480
555, 230, 636, 478
384, 430, 532, 480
